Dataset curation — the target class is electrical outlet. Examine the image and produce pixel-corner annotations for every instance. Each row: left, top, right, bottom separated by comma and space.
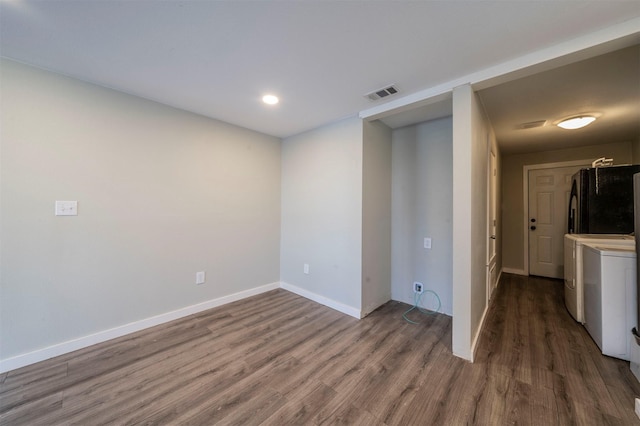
304, 263, 310, 275
55, 201, 78, 216
196, 271, 205, 285
413, 281, 423, 294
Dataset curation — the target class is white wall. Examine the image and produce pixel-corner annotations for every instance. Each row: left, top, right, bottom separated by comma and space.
452, 85, 491, 360
469, 90, 491, 349
0, 59, 282, 364
361, 120, 392, 316
280, 117, 364, 316
391, 117, 453, 316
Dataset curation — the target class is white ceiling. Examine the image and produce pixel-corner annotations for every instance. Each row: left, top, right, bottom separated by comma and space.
478, 44, 640, 154
1, 1, 639, 149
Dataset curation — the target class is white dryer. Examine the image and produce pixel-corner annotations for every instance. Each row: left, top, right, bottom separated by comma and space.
564, 234, 634, 323
582, 243, 637, 361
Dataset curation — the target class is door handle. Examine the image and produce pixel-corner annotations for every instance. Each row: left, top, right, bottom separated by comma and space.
530, 218, 536, 223
490, 235, 496, 240
530, 226, 536, 231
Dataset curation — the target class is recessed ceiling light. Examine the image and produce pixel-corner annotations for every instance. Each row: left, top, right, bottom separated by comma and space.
262, 95, 279, 105
557, 115, 596, 130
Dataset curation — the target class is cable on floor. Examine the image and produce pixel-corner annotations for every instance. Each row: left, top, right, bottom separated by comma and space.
403, 289, 441, 324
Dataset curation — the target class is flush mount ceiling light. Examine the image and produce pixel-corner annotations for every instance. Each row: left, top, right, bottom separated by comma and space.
262, 94, 279, 105
557, 115, 596, 130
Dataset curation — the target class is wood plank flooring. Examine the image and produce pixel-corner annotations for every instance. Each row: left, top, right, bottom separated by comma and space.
2, 273, 640, 425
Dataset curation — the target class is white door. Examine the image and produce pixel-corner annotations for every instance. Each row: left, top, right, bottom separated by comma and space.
528, 166, 582, 278
487, 150, 498, 301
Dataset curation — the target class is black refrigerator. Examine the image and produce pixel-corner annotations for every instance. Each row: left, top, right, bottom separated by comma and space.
632, 173, 640, 380
568, 165, 640, 234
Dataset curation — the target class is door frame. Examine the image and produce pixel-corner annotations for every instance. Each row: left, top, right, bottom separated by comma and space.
522, 159, 592, 275
486, 147, 497, 303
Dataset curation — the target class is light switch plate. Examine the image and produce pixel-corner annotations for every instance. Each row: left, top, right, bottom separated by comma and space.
424, 237, 432, 249
55, 201, 78, 216
196, 271, 206, 285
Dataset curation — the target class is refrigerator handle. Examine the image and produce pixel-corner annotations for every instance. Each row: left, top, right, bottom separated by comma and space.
568, 180, 578, 234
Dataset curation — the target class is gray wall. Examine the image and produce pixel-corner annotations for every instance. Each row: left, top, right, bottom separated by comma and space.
501, 141, 634, 272
0, 59, 282, 360
632, 138, 640, 164
362, 121, 392, 316
391, 117, 453, 316
280, 117, 364, 313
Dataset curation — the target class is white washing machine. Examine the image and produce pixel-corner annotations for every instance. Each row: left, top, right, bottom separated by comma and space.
582, 243, 637, 361
564, 234, 634, 323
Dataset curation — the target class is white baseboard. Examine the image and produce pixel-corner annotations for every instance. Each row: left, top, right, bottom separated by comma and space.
280, 282, 362, 319
0, 282, 281, 373
470, 270, 507, 362
469, 302, 490, 363
501, 267, 527, 276
493, 268, 503, 294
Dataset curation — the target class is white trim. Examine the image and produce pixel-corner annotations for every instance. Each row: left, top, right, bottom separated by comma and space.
469, 303, 489, 363
0, 281, 364, 373
0, 282, 280, 373
486, 136, 498, 306
502, 267, 527, 276
359, 18, 640, 121
470, 265, 507, 362
522, 159, 592, 276
280, 282, 362, 319
486, 261, 497, 306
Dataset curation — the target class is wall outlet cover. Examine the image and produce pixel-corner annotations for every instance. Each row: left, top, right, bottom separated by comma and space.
55, 200, 78, 216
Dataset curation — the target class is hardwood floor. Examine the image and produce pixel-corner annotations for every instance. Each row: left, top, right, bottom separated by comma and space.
2, 273, 640, 425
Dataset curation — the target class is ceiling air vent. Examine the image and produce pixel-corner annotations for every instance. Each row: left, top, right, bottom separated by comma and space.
518, 120, 547, 129
365, 85, 399, 101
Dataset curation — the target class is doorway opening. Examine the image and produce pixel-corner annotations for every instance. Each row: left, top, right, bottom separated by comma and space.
522, 160, 591, 277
